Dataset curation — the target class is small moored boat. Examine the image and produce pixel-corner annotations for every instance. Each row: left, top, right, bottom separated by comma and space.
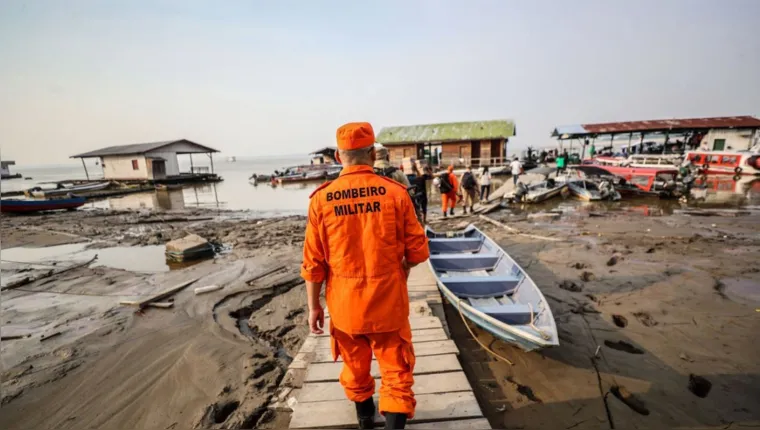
566, 179, 621, 201
1, 196, 87, 214
426, 224, 559, 352
28, 181, 111, 198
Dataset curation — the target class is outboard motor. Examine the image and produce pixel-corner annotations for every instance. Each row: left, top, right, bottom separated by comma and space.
514, 182, 528, 202
599, 180, 614, 199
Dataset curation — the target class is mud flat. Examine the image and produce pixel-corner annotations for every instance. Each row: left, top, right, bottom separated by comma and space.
2, 206, 759, 429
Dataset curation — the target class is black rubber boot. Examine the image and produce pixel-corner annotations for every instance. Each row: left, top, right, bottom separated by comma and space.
355, 398, 376, 429
384, 412, 407, 429
449, 208, 454, 216
443, 211, 447, 218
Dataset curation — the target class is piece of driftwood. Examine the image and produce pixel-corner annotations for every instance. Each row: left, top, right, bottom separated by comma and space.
145, 302, 174, 309
478, 215, 563, 242
40, 332, 62, 342
1, 255, 98, 292
119, 277, 200, 308
245, 265, 287, 285
194, 285, 223, 295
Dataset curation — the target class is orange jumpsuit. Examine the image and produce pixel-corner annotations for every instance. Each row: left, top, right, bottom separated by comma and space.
301, 164, 430, 418
441, 172, 458, 212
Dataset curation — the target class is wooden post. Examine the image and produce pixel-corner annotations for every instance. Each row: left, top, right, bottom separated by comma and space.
189, 154, 194, 174
627, 132, 632, 155
610, 133, 615, 154
639, 132, 645, 154
80, 158, 90, 180
209, 153, 215, 174
663, 130, 670, 154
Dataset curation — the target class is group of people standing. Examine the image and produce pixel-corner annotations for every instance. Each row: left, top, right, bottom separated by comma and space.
435, 164, 496, 217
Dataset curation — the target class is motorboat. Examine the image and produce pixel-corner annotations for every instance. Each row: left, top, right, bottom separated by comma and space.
684, 150, 760, 176
426, 224, 559, 352
566, 179, 620, 201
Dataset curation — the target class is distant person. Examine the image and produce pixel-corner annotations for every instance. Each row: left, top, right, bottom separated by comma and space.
373, 144, 411, 187
438, 165, 458, 217
539, 150, 548, 164
459, 166, 478, 214
480, 166, 492, 201
411, 165, 433, 224
510, 156, 523, 185
556, 151, 567, 175
589, 142, 597, 158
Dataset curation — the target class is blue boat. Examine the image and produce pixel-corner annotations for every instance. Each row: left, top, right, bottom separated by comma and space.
1, 196, 87, 214
427, 224, 559, 352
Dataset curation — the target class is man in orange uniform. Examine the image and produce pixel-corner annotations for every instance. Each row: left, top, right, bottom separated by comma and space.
441, 165, 459, 217
301, 122, 430, 429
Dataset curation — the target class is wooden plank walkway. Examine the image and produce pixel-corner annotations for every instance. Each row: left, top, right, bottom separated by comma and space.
280, 265, 491, 429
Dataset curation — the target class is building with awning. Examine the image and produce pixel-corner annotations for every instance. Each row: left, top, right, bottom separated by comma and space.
551, 116, 760, 157
376, 119, 516, 167
71, 139, 219, 181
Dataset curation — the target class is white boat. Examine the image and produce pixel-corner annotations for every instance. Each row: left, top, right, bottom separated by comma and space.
594, 154, 683, 169
29, 182, 111, 198
427, 224, 559, 352
566, 179, 620, 201
227, 156, 237, 162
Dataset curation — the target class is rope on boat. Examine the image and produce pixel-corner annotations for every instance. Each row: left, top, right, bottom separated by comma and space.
529, 303, 552, 341
456, 297, 514, 366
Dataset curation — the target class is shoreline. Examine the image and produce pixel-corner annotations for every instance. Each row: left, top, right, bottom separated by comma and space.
1, 206, 759, 428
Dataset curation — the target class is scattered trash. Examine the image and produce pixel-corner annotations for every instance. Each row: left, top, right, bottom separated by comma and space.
611, 386, 650, 415
594, 345, 601, 358
40, 331, 62, 342
558, 280, 583, 292
688, 374, 712, 398
165, 234, 214, 263
495, 405, 507, 412
612, 314, 628, 328
569, 262, 588, 270
679, 352, 694, 362
580, 271, 596, 282
264, 308, 273, 315
606, 256, 619, 266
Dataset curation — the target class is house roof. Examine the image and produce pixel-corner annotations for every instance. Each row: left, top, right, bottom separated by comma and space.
552, 116, 760, 139
376, 119, 516, 145
71, 139, 219, 158
309, 146, 337, 156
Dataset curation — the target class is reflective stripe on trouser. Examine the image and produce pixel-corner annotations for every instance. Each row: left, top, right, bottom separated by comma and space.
441, 191, 457, 210
330, 322, 416, 418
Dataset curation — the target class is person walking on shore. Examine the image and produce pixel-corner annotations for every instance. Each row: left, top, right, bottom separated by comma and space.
438, 165, 458, 217
302, 122, 430, 430
510, 156, 523, 185
373, 144, 411, 188
459, 166, 478, 214
411, 165, 432, 224
480, 166, 492, 201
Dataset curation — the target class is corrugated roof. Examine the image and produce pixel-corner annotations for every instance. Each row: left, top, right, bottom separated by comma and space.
553, 116, 760, 138
71, 139, 219, 158
376, 119, 515, 145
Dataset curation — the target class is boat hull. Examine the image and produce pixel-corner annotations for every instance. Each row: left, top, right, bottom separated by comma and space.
30, 182, 111, 198
1, 197, 87, 213
426, 225, 559, 352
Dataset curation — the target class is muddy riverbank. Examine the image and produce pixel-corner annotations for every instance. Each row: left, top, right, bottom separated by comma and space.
2, 205, 759, 429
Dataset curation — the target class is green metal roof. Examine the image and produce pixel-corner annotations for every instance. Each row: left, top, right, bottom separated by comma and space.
376, 119, 516, 145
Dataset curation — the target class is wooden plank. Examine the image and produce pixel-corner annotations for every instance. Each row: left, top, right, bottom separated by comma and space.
408, 418, 491, 429
314, 328, 448, 350
119, 277, 200, 308
408, 284, 439, 292
289, 391, 483, 428
314, 316, 443, 337
311, 340, 458, 363
305, 354, 461, 382
298, 371, 472, 403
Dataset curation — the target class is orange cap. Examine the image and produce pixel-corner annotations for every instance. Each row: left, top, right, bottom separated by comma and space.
336, 122, 375, 150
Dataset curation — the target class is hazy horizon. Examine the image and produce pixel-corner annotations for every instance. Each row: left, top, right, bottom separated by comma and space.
1, 0, 759, 165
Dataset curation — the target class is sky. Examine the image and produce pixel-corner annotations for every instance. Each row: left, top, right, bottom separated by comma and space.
1, 0, 759, 165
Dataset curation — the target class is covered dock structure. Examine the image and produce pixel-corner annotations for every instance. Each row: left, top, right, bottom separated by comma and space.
71, 139, 221, 183
551, 116, 760, 158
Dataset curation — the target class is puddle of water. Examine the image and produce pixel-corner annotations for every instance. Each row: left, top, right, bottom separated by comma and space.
720, 278, 760, 303
1, 243, 200, 273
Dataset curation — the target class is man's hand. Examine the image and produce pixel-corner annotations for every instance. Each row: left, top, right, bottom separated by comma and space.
309, 304, 325, 335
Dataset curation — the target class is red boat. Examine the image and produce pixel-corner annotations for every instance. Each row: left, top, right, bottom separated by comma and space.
684, 150, 760, 176
576, 165, 679, 196
1, 196, 87, 214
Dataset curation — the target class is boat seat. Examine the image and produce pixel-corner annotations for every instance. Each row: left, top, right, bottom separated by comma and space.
441, 276, 520, 298
428, 238, 483, 254
429, 253, 499, 272
470, 303, 534, 325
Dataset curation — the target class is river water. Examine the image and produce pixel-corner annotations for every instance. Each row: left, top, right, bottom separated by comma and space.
3, 157, 760, 216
